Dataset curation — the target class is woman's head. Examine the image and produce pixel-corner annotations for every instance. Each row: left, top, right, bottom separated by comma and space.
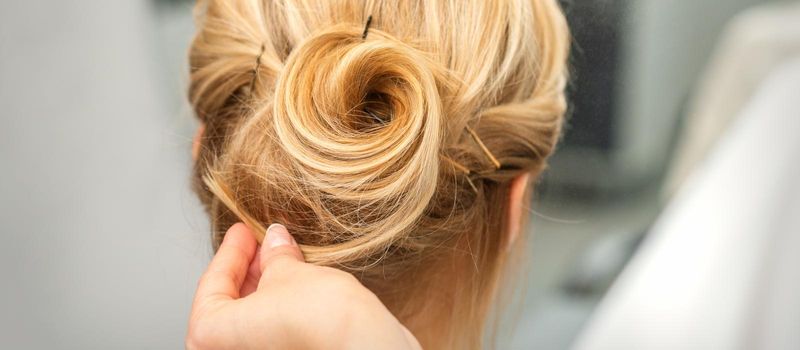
189, 0, 569, 347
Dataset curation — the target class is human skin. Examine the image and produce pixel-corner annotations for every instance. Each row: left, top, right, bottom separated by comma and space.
186, 223, 422, 350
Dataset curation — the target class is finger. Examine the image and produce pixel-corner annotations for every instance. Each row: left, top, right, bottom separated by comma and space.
239, 248, 261, 297
258, 224, 305, 287
194, 223, 258, 303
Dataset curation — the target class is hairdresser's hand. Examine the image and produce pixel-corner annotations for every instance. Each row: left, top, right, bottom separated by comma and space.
187, 223, 422, 350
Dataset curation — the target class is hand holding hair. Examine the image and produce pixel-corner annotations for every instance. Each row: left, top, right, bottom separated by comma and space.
187, 223, 422, 350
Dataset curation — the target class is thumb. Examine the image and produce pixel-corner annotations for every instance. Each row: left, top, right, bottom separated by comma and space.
259, 223, 306, 277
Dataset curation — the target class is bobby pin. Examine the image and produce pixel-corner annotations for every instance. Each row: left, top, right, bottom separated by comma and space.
441, 155, 479, 193
465, 125, 501, 169
363, 0, 384, 40
362, 15, 373, 40
441, 155, 471, 174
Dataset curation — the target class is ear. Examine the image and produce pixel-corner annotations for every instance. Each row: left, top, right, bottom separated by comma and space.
506, 173, 530, 251
192, 123, 206, 161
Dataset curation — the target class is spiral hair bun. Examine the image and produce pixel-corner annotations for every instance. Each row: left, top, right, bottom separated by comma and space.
270, 25, 447, 263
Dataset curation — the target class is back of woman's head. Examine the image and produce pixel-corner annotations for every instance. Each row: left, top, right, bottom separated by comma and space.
189, 0, 569, 347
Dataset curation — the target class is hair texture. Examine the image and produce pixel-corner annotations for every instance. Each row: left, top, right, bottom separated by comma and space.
188, 0, 569, 348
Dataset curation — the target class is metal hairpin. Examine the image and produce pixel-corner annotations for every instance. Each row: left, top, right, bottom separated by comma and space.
465, 125, 501, 169
439, 125, 502, 193
248, 44, 266, 100
441, 155, 471, 175
363, 0, 384, 40
441, 155, 479, 193
362, 14, 373, 40
360, 9, 375, 117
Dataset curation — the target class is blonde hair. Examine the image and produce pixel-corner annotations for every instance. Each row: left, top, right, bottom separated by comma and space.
189, 0, 569, 347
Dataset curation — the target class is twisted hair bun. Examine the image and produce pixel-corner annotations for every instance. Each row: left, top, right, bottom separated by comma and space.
196, 24, 458, 266
269, 26, 448, 263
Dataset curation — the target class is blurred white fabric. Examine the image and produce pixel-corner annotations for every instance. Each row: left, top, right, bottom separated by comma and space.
665, 1, 800, 196
574, 58, 800, 350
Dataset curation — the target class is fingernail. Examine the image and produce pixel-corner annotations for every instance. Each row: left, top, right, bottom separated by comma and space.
265, 223, 292, 249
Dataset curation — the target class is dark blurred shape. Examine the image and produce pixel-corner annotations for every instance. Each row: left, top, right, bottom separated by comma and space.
561, 0, 626, 151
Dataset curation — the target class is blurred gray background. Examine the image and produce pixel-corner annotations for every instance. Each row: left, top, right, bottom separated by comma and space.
0, 1, 206, 348
0, 0, 794, 349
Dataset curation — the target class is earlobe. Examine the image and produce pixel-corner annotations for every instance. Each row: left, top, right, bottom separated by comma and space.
506, 173, 530, 251
192, 123, 206, 161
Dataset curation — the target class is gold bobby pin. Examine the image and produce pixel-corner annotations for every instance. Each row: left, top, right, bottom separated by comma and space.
441, 155, 470, 174
441, 155, 479, 193
465, 125, 501, 169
